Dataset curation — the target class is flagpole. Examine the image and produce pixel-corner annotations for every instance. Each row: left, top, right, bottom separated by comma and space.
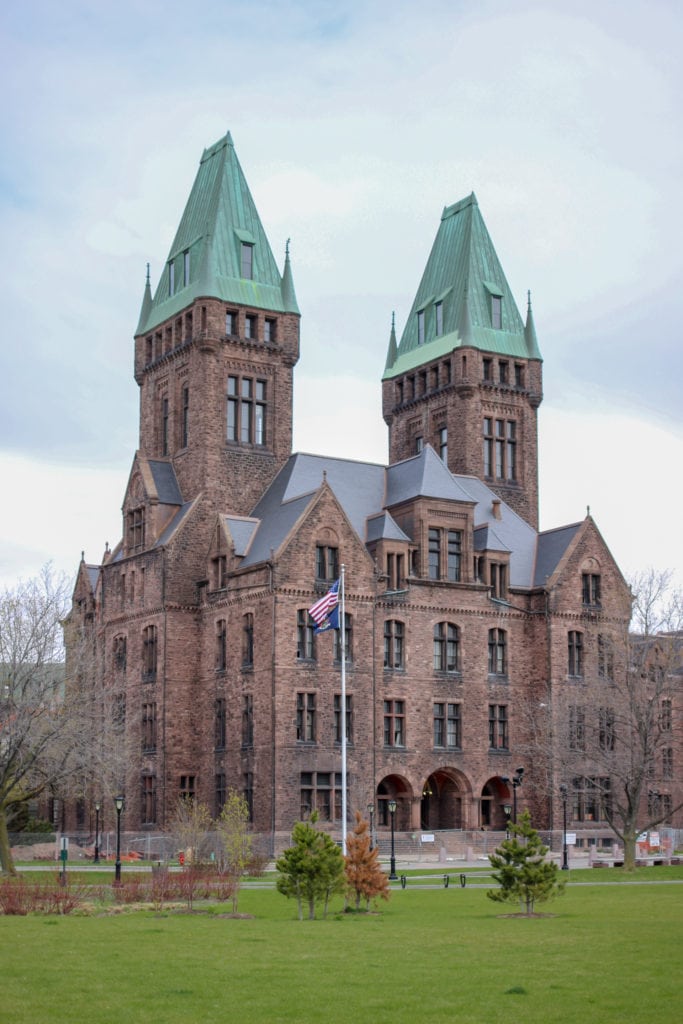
340, 564, 347, 855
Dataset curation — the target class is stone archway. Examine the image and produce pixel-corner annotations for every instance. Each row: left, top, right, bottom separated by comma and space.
420, 769, 467, 829
376, 774, 413, 830
481, 776, 512, 829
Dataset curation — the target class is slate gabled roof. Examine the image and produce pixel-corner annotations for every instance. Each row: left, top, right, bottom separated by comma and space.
136, 132, 299, 335
532, 522, 583, 587
148, 460, 183, 505
384, 193, 541, 379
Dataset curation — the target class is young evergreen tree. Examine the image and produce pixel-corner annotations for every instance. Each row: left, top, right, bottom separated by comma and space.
275, 814, 345, 920
344, 810, 390, 910
487, 810, 565, 916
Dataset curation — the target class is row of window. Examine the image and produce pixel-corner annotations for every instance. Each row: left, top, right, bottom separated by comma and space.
482, 357, 525, 388
414, 291, 504, 347
225, 309, 277, 344
483, 417, 517, 482
114, 621, 620, 682
141, 772, 255, 825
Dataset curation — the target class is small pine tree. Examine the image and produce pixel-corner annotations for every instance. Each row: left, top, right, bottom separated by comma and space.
344, 811, 390, 911
487, 810, 565, 916
275, 814, 345, 920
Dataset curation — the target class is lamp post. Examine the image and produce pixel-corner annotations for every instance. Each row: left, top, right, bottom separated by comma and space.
388, 799, 397, 880
367, 802, 375, 850
94, 801, 100, 865
503, 802, 512, 838
511, 766, 524, 823
114, 795, 124, 883
559, 784, 569, 870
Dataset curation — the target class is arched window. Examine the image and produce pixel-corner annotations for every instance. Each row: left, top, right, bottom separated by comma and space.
433, 622, 461, 672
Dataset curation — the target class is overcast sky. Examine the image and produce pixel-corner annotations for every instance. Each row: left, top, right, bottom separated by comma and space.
1, 0, 681, 590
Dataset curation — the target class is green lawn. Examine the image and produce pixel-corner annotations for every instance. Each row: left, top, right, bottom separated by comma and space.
2, 881, 681, 1023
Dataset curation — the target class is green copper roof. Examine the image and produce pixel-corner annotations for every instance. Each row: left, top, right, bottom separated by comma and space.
136, 132, 299, 336
383, 193, 541, 379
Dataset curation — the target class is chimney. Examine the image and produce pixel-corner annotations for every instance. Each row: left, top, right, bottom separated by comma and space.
491, 499, 502, 521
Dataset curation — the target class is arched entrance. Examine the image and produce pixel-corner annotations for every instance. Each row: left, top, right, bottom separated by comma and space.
481, 777, 512, 829
420, 769, 465, 829
376, 775, 412, 830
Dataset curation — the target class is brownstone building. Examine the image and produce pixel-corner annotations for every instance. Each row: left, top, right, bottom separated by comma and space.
69, 131, 677, 845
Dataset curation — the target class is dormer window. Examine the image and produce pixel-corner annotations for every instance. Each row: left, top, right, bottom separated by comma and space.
183, 249, 190, 287
241, 242, 253, 279
417, 309, 425, 345
168, 260, 175, 297
491, 295, 502, 329
435, 301, 443, 337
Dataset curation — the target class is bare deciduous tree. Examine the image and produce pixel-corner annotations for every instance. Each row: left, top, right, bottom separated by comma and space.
0, 567, 73, 874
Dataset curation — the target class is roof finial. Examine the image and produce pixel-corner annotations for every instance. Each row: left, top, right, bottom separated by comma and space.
391, 310, 396, 330
146, 262, 151, 285
285, 237, 291, 258
527, 289, 532, 312
80, 550, 85, 563
586, 504, 591, 517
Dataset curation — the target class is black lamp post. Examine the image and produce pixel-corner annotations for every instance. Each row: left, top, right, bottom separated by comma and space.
512, 766, 524, 823
388, 799, 397, 880
367, 802, 375, 850
503, 802, 512, 838
114, 795, 124, 883
559, 784, 569, 870
94, 801, 100, 865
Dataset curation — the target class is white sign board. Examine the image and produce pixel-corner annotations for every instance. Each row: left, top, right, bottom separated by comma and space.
566, 832, 577, 846
421, 834, 435, 843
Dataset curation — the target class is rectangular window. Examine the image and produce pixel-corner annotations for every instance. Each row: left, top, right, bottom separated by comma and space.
499, 360, 509, 384
264, 318, 276, 343
161, 396, 169, 455
434, 622, 461, 673
447, 530, 462, 581
435, 301, 443, 337
438, 427, 448, 462
300, 772, 344, 823
384, 699, 405, 747
215, 773, 226, 816
434, 702, 461, 748
242, 694, 253, 747
384, 620, 404, 669
296, 692, 316, 742
662, 747, 673, 780
180, 775, 196, 801
489, 704, 508, 749
142, 775, 157, 824
660, 699, 672, 732
569, 705, 585, 751
245, 314, 256, 340
113, 635, 127, 672
128, 508, 145, 551
183, 249, 190, 286
315, 545, 339, 582
168, 260, 175, 296
582, 573, 601, 607
297, 609, 315, 660
241, 243, 253, 279
215, 698, 226, 750
598, 634, 614, 680
599, 707, 615, 751
572, 777, 611, 822
490, 562, 507, 600
181, 385, 189, 448
514, 363, 525, 388
142, 702, 157, 752
216, 619, 227, 672
488, 628, 507, 676
334, 693, 353, 744
242, 613, 254, 667
491, 295, 502, 329
506, 421, 516, 481
417, 309, 425, 345
227, 375, 266, 446
142, 625, 157, 680
483, 357, 492, 381
568, 631, 583, 677
226, 310, 235, 335
428, 528, 441, 580
483, 417, 493, 477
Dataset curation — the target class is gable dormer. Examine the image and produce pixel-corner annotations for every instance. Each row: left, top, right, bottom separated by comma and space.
121, 454, 183, 558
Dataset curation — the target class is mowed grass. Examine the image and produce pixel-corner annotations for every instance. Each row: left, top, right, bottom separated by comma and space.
1, 882, 681, 1024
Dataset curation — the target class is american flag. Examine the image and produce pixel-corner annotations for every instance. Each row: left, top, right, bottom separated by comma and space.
308, 579, 339, 626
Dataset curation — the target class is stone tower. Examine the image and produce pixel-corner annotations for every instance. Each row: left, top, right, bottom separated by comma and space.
133, 132, 300, 518
381, 193, 543, 528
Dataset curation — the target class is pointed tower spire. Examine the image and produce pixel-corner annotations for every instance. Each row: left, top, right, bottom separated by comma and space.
135, 263, 153, 336
280, 237, 300, 314
524, 289, 542, 359
384, 311, 398, 371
